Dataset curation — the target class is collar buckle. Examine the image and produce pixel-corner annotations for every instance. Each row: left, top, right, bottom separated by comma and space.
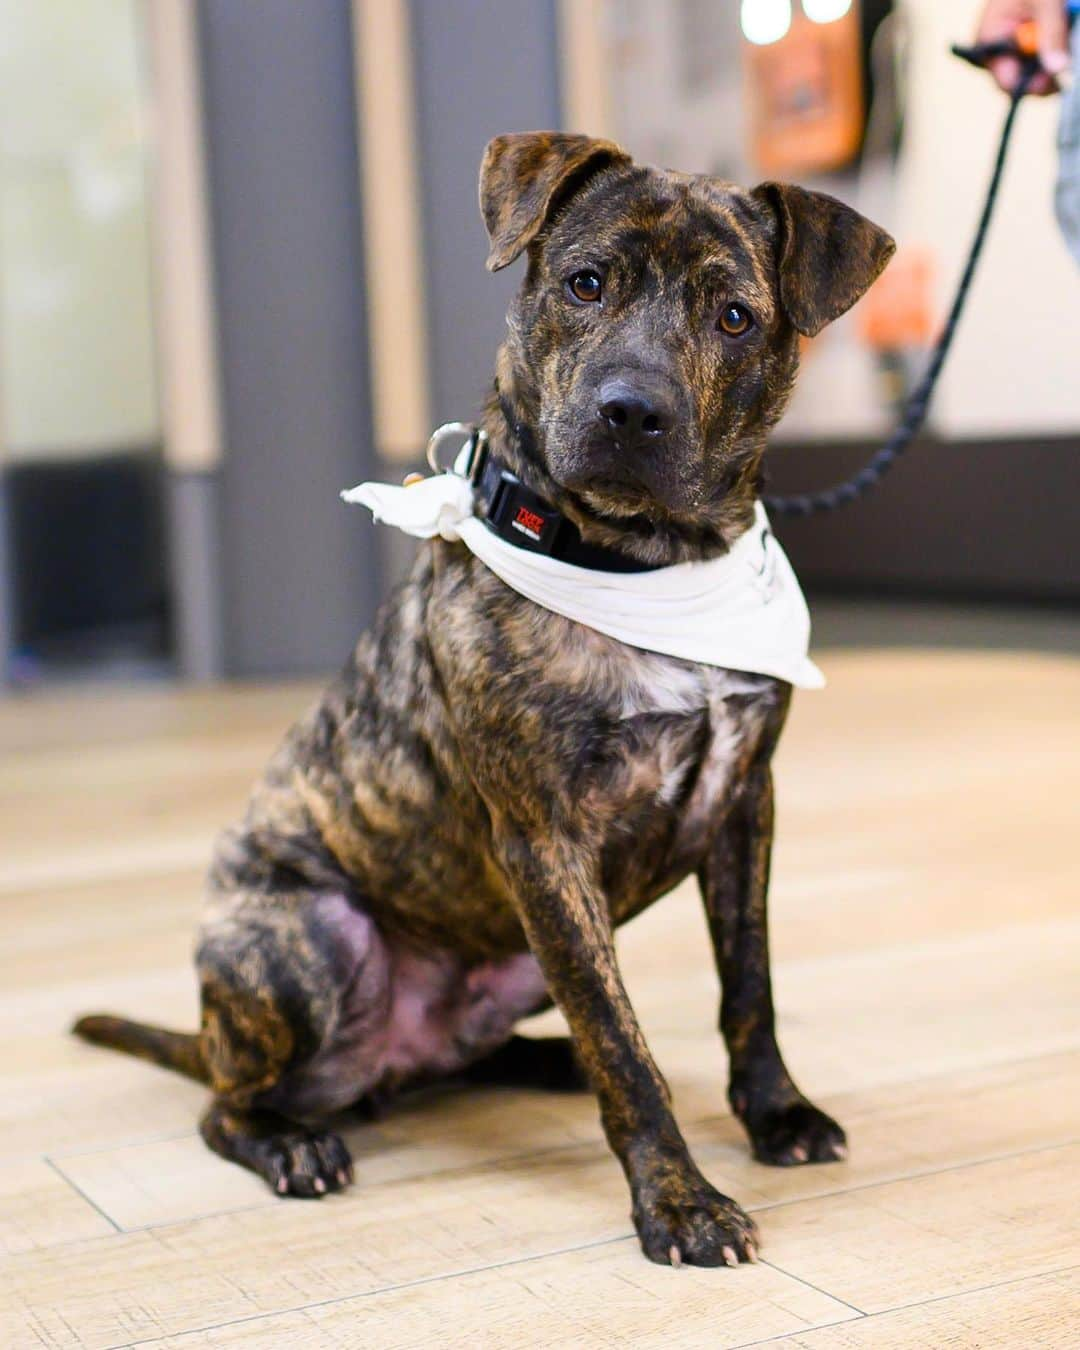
425, 422, 489, 481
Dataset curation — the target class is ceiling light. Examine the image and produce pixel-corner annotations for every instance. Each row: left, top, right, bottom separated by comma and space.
802, 0, 854, 23
740, 0, 792, 47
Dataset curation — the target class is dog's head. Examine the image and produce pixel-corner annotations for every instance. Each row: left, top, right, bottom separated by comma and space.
480, 133, 894, 561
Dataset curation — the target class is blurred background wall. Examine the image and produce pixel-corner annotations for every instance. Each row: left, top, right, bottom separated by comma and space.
0, 0, 165, 679
0, 0, 1076, 689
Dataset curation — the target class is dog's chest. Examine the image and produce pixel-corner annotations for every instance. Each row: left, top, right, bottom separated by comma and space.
549, 628, 778, 879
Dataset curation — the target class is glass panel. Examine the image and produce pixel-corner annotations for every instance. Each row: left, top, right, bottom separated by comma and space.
0, 0, 159, 461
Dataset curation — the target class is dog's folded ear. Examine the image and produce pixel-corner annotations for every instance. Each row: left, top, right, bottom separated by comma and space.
480, 132, 631, 272
752, 182, 896, 338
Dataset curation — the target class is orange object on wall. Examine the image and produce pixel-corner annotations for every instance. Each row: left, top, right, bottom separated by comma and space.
744, 2, 865, 177
858, 246, 935, 351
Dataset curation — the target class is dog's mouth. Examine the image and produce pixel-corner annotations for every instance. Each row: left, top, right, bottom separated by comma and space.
561, 447, 709, 523
563, 483, 668, 542
572, 473, 650, 514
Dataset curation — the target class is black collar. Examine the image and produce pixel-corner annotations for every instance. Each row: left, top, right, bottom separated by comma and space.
467, 433, 660, 574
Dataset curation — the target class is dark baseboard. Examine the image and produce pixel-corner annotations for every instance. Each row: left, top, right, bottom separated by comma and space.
4, 449, 170, 664
763, 434, 1080, 602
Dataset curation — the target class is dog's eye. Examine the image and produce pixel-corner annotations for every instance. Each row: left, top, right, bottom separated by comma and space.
567, 270, 603, 304
719, 302, 753, 337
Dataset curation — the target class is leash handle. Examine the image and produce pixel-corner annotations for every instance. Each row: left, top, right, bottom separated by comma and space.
952, 19, 1041, 70
955, 8, 1078, 69
762, 58, 1038, 519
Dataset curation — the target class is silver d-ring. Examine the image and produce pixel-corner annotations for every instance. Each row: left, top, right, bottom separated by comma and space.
426, 422, 479, 475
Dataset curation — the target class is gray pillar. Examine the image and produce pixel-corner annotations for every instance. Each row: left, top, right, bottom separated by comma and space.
198, 0, 378, 677
166, 469, 224, 682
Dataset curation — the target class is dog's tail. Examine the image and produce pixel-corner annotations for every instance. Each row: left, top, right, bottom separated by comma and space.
72, 1013, 209, 1084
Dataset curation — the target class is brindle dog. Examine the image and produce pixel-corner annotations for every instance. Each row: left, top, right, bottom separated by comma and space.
76, 133, 894, 1267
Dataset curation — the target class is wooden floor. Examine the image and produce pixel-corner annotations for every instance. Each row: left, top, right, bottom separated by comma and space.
1, 648, 1078, 1348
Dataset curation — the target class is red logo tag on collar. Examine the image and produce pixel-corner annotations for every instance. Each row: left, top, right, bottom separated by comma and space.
512, 505, 547, 542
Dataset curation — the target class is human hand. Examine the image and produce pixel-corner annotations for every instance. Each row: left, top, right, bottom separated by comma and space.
975, 0, 1070, 94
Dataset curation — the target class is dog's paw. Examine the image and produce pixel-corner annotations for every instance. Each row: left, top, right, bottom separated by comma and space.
634, 1181, 759, 1268
254, 1128, 354, 1198
746, 1102, 847, 1167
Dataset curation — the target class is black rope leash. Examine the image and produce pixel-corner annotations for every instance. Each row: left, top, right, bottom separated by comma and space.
762, 59, 1038, 519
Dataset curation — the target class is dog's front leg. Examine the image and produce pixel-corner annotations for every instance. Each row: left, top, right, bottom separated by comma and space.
699, 763, 847, 1166
496, 830, 759, 1267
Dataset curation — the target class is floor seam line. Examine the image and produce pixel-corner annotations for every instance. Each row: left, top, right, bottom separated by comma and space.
749, 1137, 1078, 1214
103, 1232, 634, 1349
758, 1259, 867, 1316
43, 1155, 123, 1235
44, 1127, 200, 1162
729, 1311, 869, 1350
859, 1260, 1080, 1318
729, 1261, 1080, 1347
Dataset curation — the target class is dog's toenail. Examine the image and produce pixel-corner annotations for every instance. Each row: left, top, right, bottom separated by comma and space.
745, 1241, 758, 1263
833, 1143, 848, 1160
276, 1177, 288, 1193
669, 1244, 682, 1267
722, 1245, 738, 1267
314, 1177, 327, 1193
336, 1169, 348, 1185
791, 1144, 809, 1162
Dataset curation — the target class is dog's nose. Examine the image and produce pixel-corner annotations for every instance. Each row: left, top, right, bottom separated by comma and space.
597, 381, 674, 447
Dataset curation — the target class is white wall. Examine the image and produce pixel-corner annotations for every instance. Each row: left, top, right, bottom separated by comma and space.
899, 0, 1080, 439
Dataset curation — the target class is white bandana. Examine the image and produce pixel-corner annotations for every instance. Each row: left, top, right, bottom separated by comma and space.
342, 470, 824, 690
